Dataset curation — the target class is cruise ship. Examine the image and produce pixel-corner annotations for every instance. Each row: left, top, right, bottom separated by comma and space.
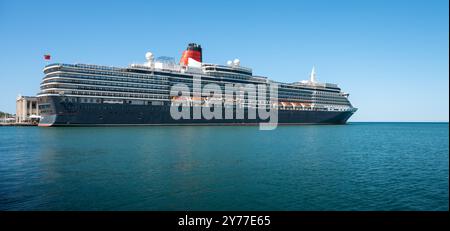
37, 43, 357, 126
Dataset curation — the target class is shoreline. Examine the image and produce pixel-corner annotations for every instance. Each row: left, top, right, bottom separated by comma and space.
0, 123, 37, 126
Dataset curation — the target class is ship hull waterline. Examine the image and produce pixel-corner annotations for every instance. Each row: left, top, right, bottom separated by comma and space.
38, 96, 355, 127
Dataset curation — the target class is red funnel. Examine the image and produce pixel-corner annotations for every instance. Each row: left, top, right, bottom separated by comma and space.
180, 43, 202, 66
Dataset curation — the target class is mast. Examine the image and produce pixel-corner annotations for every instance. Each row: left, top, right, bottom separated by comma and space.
310, 66, 317, 83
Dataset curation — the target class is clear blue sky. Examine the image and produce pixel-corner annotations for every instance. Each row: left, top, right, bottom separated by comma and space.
0, 0, 448, 122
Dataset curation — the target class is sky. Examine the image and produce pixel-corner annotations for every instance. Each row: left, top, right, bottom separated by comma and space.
0, 0, 448, 122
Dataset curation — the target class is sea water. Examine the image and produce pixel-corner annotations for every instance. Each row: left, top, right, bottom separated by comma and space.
0, 123, 448, 211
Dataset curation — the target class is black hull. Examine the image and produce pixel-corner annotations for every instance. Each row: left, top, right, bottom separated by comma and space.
38, 96, 355, 126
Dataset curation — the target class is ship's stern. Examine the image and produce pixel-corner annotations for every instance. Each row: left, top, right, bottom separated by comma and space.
37, 95, 60, 127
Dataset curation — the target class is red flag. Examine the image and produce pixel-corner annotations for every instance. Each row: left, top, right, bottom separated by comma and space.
44, 54, 51, 60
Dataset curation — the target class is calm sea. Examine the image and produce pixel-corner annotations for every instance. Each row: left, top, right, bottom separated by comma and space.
0, 123, 448, 211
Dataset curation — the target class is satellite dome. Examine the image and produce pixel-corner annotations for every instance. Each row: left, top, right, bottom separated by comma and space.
233, 59, 240, 66
227, 60, 232, 66
145, 52, 154, 61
